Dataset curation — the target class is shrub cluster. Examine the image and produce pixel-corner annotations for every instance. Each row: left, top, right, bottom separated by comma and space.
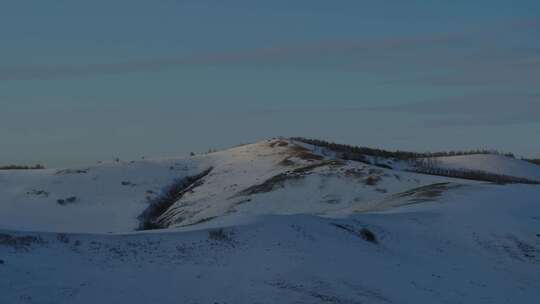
291, 137, 514, 161
0, 164, 45, 170
138, 167, 213, 230
410, 167, 539, 185
524, 159, 540, 166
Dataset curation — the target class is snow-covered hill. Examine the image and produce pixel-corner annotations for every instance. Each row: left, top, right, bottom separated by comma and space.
0, 139, 457, 233
1, 138, 539, 303
431, 154, 540, 182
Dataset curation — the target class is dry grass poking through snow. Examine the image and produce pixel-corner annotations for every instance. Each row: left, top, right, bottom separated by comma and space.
235, 160, 344, 197
278, 143, 324, 166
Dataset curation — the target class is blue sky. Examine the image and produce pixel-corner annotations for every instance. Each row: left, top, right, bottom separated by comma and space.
1, 1, 539, 166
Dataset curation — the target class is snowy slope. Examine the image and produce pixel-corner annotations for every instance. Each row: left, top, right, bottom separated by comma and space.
1, 184, 539, 303
432, 154, 540, 182
1, 138, 539, 303
155, 140, 457, 229
0, 159, 205, 233
0, 139, 459, 233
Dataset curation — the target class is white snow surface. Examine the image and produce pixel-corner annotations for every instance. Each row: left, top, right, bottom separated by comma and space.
1, 139, 539, 303
0, 158, 204, 233
432, 154, 540, 181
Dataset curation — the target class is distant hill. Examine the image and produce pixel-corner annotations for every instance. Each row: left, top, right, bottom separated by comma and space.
430, 154, 540, 182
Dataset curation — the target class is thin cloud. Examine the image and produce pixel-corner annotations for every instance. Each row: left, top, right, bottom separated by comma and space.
0, 33, 463, 81
352, 93, 540, 127
1, 17, 538, 81
381, 56, 540, 87
424, 112, 540, 128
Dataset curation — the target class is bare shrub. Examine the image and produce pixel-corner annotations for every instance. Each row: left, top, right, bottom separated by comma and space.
55, 168, 88, 175
364, 176, 381, 186
208, 229, 232, 241
0, 164, 45, 170
331, 224, 378, 244
292, 137, 514, 161
26, 190, 49, 197
56, 233, 70, 244
410, 167, 540, 185
0, 233, 45, 250
359, 228, 378, 244
138, 167, 213, 230
57, 196, 78, 205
